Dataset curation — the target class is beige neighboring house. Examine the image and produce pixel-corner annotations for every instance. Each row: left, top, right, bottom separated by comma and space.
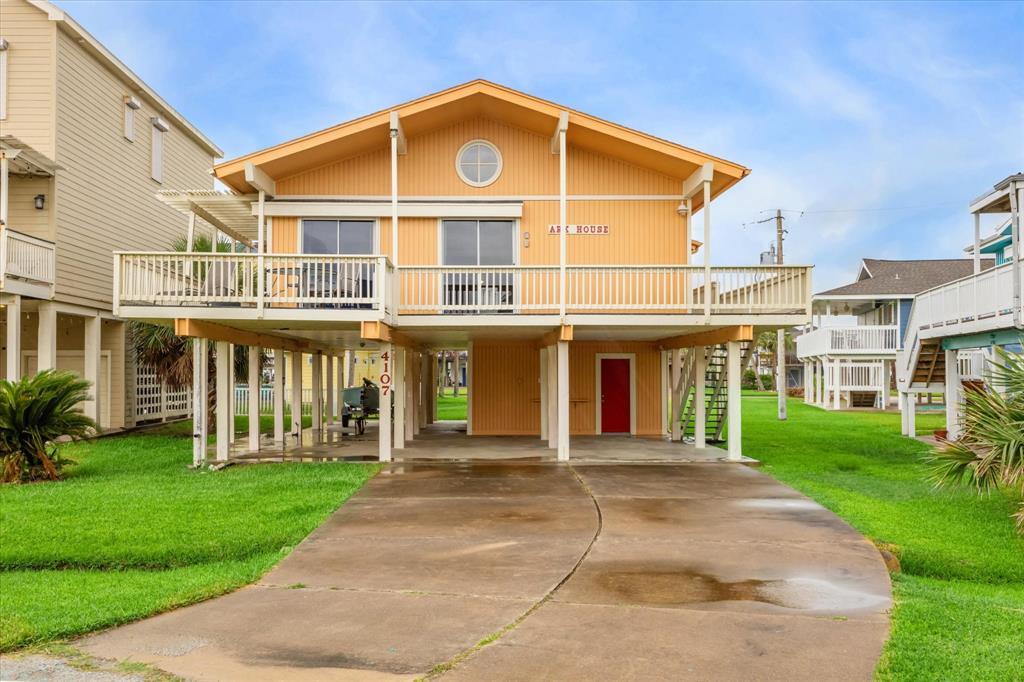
0, 0, 221, 429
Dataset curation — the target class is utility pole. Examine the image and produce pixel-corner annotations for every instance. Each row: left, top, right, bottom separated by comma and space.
775, 209, 788, 421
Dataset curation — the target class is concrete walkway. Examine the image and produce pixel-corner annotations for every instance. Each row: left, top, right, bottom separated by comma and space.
77, 462, 891, 681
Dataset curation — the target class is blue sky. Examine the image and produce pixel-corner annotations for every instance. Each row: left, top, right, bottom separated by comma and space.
59, 0, 1023, 290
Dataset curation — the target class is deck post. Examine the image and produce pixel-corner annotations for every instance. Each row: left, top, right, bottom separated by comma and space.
547, 345, 558, 449
407, 351, 417, 440
248, 346, 261, 451
227, 344, 236, 443
453, 351, 461, 396
379, 344, 392, 462
273, 350, 285, 446
311, 352, 323, 437
418, 352, 428, 431
695, 346, 707, 448
944, 349, 961, 440
290, 351, 303, 445
394, 346, 405, 449
4, 294, 20, 381
803, 361, 811, 404
192, 338, 208, 466
670, 349, 682, 441
540, 347, 549, 440
215, 341, 231, 461
337, 353, 345, 416
83, 314, 102, 427
726, 340, 742, 460
906, 392, 917, 437
832, 359, 842, 409
37, 302, 57, 371
557, 340, 570, 461
325, 355, 335, 425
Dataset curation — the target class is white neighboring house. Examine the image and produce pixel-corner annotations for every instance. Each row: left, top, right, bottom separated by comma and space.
897, 173, 1023, 438
797, 258, 992, 410
0, 0, 222, 428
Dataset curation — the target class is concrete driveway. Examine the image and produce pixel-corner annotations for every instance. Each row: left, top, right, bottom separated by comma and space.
78, 462, 891, 681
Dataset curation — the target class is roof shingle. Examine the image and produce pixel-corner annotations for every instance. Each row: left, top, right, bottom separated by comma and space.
816, 258, 996, 297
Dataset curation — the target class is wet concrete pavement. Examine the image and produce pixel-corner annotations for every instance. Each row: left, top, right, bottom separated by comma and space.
77, 462, 891, 681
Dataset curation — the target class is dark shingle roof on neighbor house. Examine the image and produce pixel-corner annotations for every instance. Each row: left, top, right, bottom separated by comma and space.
816, 258, 996, 298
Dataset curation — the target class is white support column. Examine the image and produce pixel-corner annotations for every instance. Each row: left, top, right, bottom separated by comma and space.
192, 338, 208, 466
344, 350, 352, 387
394, 346, 405, 449
726, 340, 742, 461
186, 211, 197, 252
944, 349, 961, 440
973, 212, 981, 275
453, 351, 461, 396
405, 350, 415, 441
227, 344, 236, 443
325, 355, 335, 425
818, 360, 826, 406
906, 392, 917, 437
777, 329, 787, 420
290, 351, 303, 445
695, 346, 707, 449
670, 349, 682, 441
832, 359, 842, 409
803, 361, 811, 404
215, 341, 231, 462
83, 315, 102, 427
37, 302, 57, 371
248, 346, 261, 451
311, 352, 323, 436
547, 344, 558, 449
379, 344, 393, 462
417, 352, 427, 432
539, 347, 549, 440
556, 340, 570, 462
273, 350, 285, 445
659, 350, 668, 437
337, 354, 345, 416
4, 295, 20, 381
703, 180, 712, 318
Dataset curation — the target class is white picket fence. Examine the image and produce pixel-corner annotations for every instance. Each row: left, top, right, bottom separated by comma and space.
233, 385, 313, 416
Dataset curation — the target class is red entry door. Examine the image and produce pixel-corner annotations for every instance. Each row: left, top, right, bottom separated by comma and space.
600, 358, 631, 433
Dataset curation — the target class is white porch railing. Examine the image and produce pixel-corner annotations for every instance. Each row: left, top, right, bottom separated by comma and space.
0, 228, 56, 293
832, 361, 887, 391
797, 325, 900, 359
958, 350, 988, 380
398, 264, 812, 315
911, 260, 1021, 334
115, 253, 392, 312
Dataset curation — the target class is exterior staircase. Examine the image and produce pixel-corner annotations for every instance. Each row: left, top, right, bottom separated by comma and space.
907, 340, 946, 390
679, 341, 752, 442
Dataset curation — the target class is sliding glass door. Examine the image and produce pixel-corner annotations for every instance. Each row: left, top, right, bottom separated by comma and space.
300, 220, 375, 307
442, 220, 516, 312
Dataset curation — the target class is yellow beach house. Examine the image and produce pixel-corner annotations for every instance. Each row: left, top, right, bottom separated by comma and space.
112, 81, 813, 463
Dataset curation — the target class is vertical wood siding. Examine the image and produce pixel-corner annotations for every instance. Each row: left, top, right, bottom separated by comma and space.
470, 339, 540, 435
471, 340, 662, 437
52, 29, 215, 309
0, 0, 56, 158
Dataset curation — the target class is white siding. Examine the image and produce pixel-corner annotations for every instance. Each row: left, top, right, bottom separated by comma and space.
0, 0, 56, 158
53, 28, 215, 309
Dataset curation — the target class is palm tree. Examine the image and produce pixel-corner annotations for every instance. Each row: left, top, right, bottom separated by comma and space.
929, 347, 1024, 533
0, 370, 97, 482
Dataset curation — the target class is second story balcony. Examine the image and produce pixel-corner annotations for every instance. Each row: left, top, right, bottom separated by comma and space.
114, 251, 812, 323
797, 325, 901, 359
0, 228, 56, 299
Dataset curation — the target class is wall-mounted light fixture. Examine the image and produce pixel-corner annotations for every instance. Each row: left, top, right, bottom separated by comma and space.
33, 194, 46, 210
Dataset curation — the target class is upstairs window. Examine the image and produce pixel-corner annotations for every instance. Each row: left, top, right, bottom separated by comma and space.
123, 95, 140, 141
456, 140, 502, 187
150, 116, 168, 182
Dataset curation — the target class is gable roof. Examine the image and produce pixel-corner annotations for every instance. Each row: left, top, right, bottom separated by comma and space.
816, 258, 996, 298
213, 80, 749, 205
26, 0, 222, 157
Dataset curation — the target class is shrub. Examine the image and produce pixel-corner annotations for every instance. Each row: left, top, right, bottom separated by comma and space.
0, 370, 97, 482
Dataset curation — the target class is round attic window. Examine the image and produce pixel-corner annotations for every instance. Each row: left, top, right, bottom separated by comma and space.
456, 140, 502, 187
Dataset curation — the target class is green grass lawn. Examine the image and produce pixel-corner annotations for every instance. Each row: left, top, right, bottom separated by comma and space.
739, 395, 1024, 681
0, 417, 378, 652
437, 392, 469, 420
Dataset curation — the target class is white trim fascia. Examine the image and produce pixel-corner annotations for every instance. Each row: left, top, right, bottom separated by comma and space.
262, 201, 524, 219
271, 195, 687, 202
681, 162, 714, 201
26, 0, 223, 157
594, 353, 637, 435
969, 185, 1012, 215
812, 294, 907, 302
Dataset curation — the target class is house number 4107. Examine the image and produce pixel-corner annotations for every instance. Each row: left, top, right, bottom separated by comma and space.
379, 351, 391, 396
